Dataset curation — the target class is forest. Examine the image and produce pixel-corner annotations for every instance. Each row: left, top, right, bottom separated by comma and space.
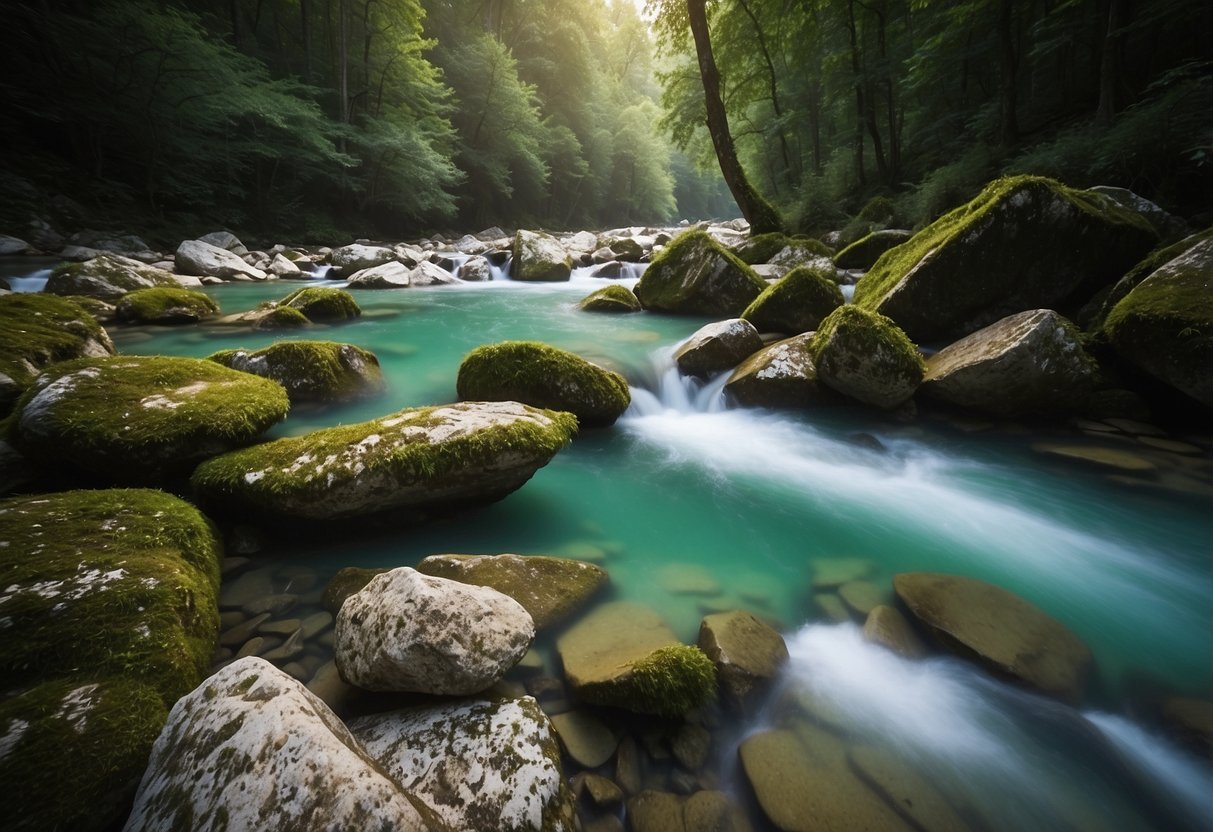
1, 0, 1209, 242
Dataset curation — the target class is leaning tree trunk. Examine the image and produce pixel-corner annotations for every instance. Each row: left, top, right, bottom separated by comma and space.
686, 0, 783, 233
1095, 0, 1121, 127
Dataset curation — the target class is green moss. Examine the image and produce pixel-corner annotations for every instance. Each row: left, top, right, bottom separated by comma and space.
279, 286, 361, 322
115, 287, 220, 325
577, 284, 641, 313
852, 175, 1159, 342
0, 677, 169, 832
9, 355, 290, 480
857, 195, 895, 223
742, 265, 843, 334
255, 305, 310, 330
207, 340, 385, 403
733, 233, 789, 265
457, 341, 631, 428
624, 645, 717, 718
46, 254, 179, 300
0, 293, 113, 392
0, 488, 222, 703
832, 229, 913, 271
809, 305, 925, 408
634, 230, 767, 316
1092, 227, 1213, 330
321, 566, 388, 614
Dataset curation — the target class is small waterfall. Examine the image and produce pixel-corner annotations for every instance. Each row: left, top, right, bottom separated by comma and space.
7, 267, 53, 293
489, 256, 511, 281
307, 263, 335, 280
624, 350, 728, 417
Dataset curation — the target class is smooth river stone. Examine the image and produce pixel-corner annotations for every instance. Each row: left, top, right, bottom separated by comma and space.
810, 557, 874, 589
698, 610, 789, 712
1032, 442, 1156, 472
838, 580, 888, 619
847, 746, 972, 832
861, 605, 927, 659
658, 563, 721, 596
555, 601, 678, 709
551, 709, 619, 768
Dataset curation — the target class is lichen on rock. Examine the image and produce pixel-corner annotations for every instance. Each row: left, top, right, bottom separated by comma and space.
633, 230, 767, 316
46, 254, 182, 300
809, 305, 925, 409
208, 340, 384, 404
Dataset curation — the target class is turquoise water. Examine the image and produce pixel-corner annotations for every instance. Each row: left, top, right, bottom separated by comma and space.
102, 272, 1213, 829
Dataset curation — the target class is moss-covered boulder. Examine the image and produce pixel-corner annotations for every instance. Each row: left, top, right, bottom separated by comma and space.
255, 304, 310, 330
893, 572, 1093, 702
769, 239, 835, 272
351, 697, 575, 832
9, 355, 290, 481
633, 230, 767, 316
1, 678, 169, 832
0, 293, 114, 413
733, 232, 791, 265
556, 601, 716, 717
114, 286, 219, 325
832, 229, 913, 271
724, 333, 836, 409
208, 341, 385, 404
417, 553, 608, 630
1092, 228, 1213, 329
124, 658, 444, 830
192, 401, 576, 521
45, 253, 182, 300
578, 284, 641, 313
853, 175, 1159, 343
279, 285, 361, 322
513, 230, 573, 282
742, 266, 844, 335
673, 318, 763, 377
457, 340, 630, 428
923, 309, 1099, 417
809, 306, 925, 409
1102, 236, 1213, 410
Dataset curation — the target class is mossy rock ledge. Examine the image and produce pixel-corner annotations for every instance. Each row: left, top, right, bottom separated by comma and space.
0, 488, 222, 832
350, 696, 575, 832
45, 253, 182, 300
417, 553, 608, 630
809, 305, 925, 409
633, 230, 768, 316
0, 293, 114, 413
192, 400, 577, 521
114, 286, 220, 325
832, 229, 913, 271
852, 175, 1159, 343
742, 265, 844, 335
8, 355, 290, 482
578, 284, 641, 313
123, 657, 445, 830
1102, 235, 1213, 410
457, 341, 630, 428
209, 340, 385, 404
279, 285, 362, 321
513, 229, 574, 282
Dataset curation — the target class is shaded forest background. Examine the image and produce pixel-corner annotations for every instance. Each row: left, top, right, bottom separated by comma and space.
1, 0, 1209, 244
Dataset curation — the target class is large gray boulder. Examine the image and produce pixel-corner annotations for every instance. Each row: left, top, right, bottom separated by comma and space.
191, 401, 576, 521
350, 697, 575, 832
344, 260, 411, 288
809, 306, 924, 409
122, 658, 442, 831
46, 254, 183, 300
923, 309, 1099, 417
893, 572, 1093, 702
724, 333, 835, 409
329, 243, 397, 276
633, 230, 767, 316
512, 230, 573, 282
334, 567, 535, 694
853, 176, 1158, 343
175, 239, 267, 281
674, 319, 763, 378
196, 230, 248, 255
1087, 186, 1190, 242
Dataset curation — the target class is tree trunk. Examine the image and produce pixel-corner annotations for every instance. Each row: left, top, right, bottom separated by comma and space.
736, 0, 796, 189
229, 0, 241, 47
846, 0, 866, 187
685, 0, 782, 233
1095, 0, 1121, 126
997, 0, 1018, 147
300, 0, 311, 80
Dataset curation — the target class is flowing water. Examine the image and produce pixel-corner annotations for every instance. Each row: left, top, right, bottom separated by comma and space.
6, 261, 1211, 829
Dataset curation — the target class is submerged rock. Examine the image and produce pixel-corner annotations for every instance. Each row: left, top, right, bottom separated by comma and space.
923, 309, 1099, 417
633, 230, 767, 316
742, 265, 844, 335
335, 567, 534, 694
809, 306, 924, 409
698, 610, 789, 712
175, 239, 267, 281
279, 285, 361, 321
350, 697, 575, 831
832, 229, 913, 271
674, 319, 763, 377
861, 605, 926, 659
208, 341, 384, 403
10, 355, 289, 481
513, 229, 573, 282
123, 658, 442, 831
724, 333, 834, 409
114, 286, 219, 325
893, 572, 1093, 702
192, 401, 576, 521
46, 253, 183, 300
853, 175, 1158, 342
416, 553, 607, 630
578, 284, 641, 313
457, 340, 630, 427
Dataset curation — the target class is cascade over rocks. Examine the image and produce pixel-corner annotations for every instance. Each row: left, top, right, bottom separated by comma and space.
633, 230, 767, 316
674, 318, 763, 377
923, 309, 1099, 417
208, 341, 385, 404
335, 567, 534, 694
46, 253, 183, 300
724, 333, 834, 409
742, 266, 844, 335
809, 306, 924, 409
513, 229, 573, 281
122, 658, 443, 831
350, 697, 575, 832
175, 239, 268, 281
191, 400, 577, 521
457, 340, 630, 427
853, 176, 1158, 343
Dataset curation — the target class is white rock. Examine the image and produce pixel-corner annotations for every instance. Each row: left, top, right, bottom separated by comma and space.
457, 255, 493, 282
268, 253, 302, 277
408, 260, 461, 286
175, 239, 267, 281
335, 567, 535, 694
122, 658, 438, 831
330, 243, 396, 275
197, 230, 248, 255
346, 260, 412, 288
351, 697, 575, 832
